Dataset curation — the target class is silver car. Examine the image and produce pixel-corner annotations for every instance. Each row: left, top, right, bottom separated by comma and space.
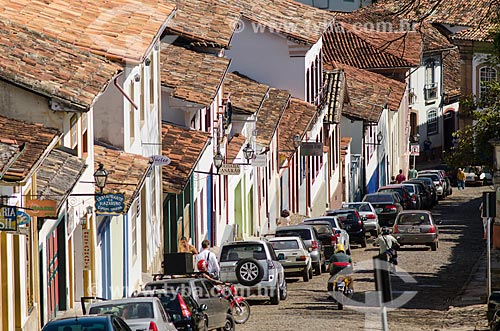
87, 297, 177, 331
392, 210, 439, 251
341, 202, 381, 237
219, 240, 287, 305
268, 236, 313, 282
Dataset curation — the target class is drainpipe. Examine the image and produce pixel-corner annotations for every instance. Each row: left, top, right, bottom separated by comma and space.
114, 72, 138, 110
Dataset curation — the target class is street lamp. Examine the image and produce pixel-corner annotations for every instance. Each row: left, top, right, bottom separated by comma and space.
293, 134, 301, 149
242, 143, 255, 164
413, 133, 420, 143
213, 150, 224, 171
366, 132, 383, 146
93, 163, 109, 194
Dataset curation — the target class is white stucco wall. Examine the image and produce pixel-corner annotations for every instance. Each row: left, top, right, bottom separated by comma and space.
225, 18, 307, 99
340, 118, 363, 154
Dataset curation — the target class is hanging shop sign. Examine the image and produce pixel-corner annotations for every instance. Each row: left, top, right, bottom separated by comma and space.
0, 206, 17, 231
300, 142, 324, 156
16, 210, 31, 226
82, 229, 91, 270
26, 199, 57, 217
95, 193, 125, 213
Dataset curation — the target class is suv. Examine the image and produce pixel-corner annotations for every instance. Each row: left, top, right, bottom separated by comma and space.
325, 209, 367, 248
218, 240, 287, 305
142, 276, 233, 330
275, 224, 326, 275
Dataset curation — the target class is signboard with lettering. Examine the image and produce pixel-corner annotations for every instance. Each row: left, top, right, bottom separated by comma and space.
300, 142, 324, 156
82, 229, 91, 270
151, 155, 171, 166
252, 155, 267, 167
0, 206, 17, 231
410, 144, 420, 156
26, 199, 57, 217
95, 193, 125, 213
16, 210, 31, 226
218, 164, 241, 176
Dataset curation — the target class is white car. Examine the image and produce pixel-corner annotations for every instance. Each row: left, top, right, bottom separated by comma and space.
341, 202, 381, 237
268, 236, 313, 282
87, 297, 176, 331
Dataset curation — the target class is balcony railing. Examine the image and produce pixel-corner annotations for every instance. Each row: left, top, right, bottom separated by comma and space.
424, 83, 438, 100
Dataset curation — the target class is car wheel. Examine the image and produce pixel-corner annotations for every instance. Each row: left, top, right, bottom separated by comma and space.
235, 258, 264, 287
302, 268, 310, 282
218, 313, 235, 331
279, 280, 288, 300
430, 242, 437, 251
308, 267, 313, 279
270, 285, 280, 305
314, 263, 321, 276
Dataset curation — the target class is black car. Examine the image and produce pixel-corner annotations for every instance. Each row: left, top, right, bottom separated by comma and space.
42, 315, 132, 331
410, 177, 438, 206
136, 290, 208, 331
325, 209, 367, 248
378, 185, 413, 210
403, 180, 432, 210
299, 221, 337, 259
362, 192, 404, 227
143, 276, 233, 331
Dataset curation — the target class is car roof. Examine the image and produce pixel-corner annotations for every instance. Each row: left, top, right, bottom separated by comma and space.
49, 315, 111, 322
326, 208, 357, 213
302, 220, 332, 225
223, 240, 267, 246
275, 224, 314, 230
268, 236, 303, 241
90, 297, 158, 307
398, 210, 432, 216
379, 184, 406, 189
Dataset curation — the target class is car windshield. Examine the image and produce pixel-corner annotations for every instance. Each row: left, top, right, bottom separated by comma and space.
397, 213, 431, 226
363, 194, 393, 203
344, 203, 372, 212
275, 228, 312, 240
311, 224, 332, 235
379, 188, 405, 196
220, 244, 267, 262
402, 185, 415, 193
270, 240, 299, 250
89, 302, 154, 319
418, 174, 439, 181
138, 292, 194, 323
42, 320, 108, 331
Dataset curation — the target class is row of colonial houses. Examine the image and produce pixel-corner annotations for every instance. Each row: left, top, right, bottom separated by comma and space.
0, 0, 497, 329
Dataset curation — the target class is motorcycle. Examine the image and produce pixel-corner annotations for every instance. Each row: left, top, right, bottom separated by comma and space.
219, 283, 251, 324
327, 262, 354, 310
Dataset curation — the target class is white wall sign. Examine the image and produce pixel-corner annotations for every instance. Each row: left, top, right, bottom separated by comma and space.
219, 164, 241, 176
82, 229, 91, 270
151, 155, 171, 166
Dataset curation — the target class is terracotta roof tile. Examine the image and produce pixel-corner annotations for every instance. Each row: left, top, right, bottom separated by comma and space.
226, 134, 248, 163
224, 72, 269, 115
166, 0, 240, 48
0, 0, 176, 63
323, 22, 414, 69
0, 116, 61, 181
452, 23, 498, 42
322, 69, 347, 124
336, 63, 405, 122
256, 88, 290, 146
0, 142, 22, 177
443, 48, 461, 98
37, 148, 87, 209
161, 122, 210, 194
0, 18, 122, 110
279, 98, 317, 158
160, 44, 230, 106
94, 145, 150, 212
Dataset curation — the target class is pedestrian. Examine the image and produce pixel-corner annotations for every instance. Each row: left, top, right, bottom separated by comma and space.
457, 168, 466, 190
277, 209, 291, 227
408, 165, 418, 179
424, 137, 432, 161
390, 176, 397, 184
396, 169, 406, 183
178, 236, 198, 254
374, 227, 400, 266
196, 239, 220, 279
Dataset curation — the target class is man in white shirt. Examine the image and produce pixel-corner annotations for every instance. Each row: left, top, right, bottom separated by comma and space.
196, 239, 220, 279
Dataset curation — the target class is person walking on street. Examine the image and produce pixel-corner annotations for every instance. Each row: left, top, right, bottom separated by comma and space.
196, 239, 220, 279
457, 168, 466, 190
277, 209, 291, 227
424, 137, 432, 161
178, 236, 198, 254
396, 169, 406, 184
374, 227, 400, 266
408, 165, 418, 179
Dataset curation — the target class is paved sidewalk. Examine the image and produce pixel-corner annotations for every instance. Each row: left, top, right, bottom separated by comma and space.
453, 250, 488, 306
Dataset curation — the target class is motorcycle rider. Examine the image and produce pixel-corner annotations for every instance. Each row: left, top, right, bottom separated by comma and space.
327, 244, 353, 293
374, 226, 400, 266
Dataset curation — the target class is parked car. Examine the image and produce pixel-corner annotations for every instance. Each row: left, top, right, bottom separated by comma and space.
399, 183, 422, 209
377, 184, 413, 210
463, 166, 482, 186
142, 276, 233, 330
392, 210, 439, 251
418, 173, 445, 199
403, 180, 432, 210
42, 315, 132, 331
325, 209, 367, 248
302, 217, 351, 255
135, 289, 209, 331
87, 297, 177, 331
340, 202, 380, 237
443, 176, 453, 196
419, 169, 449, 196
299, 221, 337, 260
362, 192, 404, 227
268, 236, 313, 282
219, 240, 287, 305
275, 224, 326, 275
480, 167, 493, 185
409, 177, 438, 206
